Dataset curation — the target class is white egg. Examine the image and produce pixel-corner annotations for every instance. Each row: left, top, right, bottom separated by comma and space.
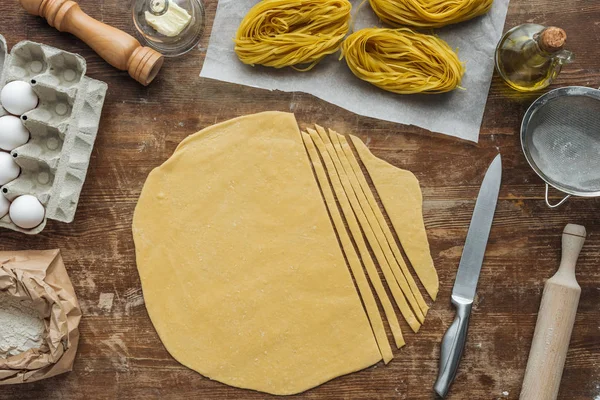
0, 151, 20, 185
0, 115, 30, 151
0, 194, 9, 218
9, 195, 45, 229
1, 81, 39, 115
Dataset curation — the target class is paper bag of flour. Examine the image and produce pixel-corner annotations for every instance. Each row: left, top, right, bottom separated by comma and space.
0, 250, 81, 384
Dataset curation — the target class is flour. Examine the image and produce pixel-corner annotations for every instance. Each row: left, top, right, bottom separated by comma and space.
0, 291, 45, 358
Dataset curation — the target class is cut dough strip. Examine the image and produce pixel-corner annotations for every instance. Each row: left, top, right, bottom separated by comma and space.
307, 128, 405, 348
313, 126, 420, 333
301, 132, 393, 363
350, 135, 439, 301
334, 132, 430, 317
328, 130, 427, 322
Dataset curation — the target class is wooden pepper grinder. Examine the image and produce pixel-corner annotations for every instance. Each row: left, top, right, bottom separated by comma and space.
520, 224, 587, 400
20, 0, 164, 86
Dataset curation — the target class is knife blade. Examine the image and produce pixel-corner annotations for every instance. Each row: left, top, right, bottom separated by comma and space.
434, 154, 502, 398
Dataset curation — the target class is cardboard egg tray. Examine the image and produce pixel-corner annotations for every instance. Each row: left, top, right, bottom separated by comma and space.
0, 34, 107, 234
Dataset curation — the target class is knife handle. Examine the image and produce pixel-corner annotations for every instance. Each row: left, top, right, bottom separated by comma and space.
434, 295, 473, 398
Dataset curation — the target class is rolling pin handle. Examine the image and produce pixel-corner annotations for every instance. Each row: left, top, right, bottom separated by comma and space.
560, 224, 586, 273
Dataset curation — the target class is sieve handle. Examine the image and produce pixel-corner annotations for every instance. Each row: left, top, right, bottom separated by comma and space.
545, 184, 571, 208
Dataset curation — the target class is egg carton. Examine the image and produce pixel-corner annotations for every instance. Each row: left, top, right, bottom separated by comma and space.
0, 34, 107, 234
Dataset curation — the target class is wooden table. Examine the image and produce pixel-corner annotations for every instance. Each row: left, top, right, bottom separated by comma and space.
1, 1, 599, 399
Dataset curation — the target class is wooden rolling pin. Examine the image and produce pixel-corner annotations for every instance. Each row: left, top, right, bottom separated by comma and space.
20, 0, 164, 86
520, 224, 586, 400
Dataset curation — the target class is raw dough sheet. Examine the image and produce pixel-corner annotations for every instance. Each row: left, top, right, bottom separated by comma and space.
336, 133, 430, 315
301, 132, 393, 363
133, 112, 382, 395
311, 126, 421, 333
307, 127, 405, 348
351, 135, 439, 300
133, 112, 439, 395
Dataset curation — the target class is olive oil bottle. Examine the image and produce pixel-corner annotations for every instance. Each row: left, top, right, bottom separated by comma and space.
495, 24, 573, 92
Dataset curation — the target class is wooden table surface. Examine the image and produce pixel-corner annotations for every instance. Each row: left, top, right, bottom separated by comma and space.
1, 1, 599, 399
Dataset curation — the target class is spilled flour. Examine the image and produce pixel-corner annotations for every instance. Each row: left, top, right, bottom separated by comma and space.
0, 292, 45, 357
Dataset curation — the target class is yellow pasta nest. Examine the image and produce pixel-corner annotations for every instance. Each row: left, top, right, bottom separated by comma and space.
234, 0, 352, 71
341, 28, 465, 94
369, 0, 493, 28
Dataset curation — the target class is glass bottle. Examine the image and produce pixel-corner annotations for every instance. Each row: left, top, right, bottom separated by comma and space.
495, 24, 574, 92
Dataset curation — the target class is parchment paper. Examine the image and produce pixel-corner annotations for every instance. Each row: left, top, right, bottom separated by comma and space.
200, 0, 510, 142
0, 250, 81, 384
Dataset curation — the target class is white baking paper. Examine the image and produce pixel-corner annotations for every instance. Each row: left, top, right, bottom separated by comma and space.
200, 0, 510, 142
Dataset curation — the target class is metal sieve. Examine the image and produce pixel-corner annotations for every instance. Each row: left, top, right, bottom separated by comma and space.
521, 86, 600, 208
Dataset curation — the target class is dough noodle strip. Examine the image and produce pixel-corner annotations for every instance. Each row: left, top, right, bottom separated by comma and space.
301, 132, 393, 363
330, 130, 429, 319
234, 0, 352, 71
369, 0, 493, 28
307, 128, 405, 348
351, 135, 439, 300
341, 28, 465, 94
314, 126, 420, 333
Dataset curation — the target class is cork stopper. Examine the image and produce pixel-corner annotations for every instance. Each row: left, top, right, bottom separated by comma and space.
539, 27, 567, 53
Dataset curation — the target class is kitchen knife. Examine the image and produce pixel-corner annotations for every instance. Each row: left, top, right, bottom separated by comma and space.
433, 154, 502, 398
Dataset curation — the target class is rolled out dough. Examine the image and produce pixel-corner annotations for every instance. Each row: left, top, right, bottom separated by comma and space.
312, 126, 421, 333
326, 128, 425, 327
133, 112, 381, 395
350, 135, 439, 301
335, 132, 429, 317
306, 128, 405, 347
301, 132, 393, 363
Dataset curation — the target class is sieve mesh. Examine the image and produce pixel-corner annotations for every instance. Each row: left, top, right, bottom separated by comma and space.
524, 94, 600, 195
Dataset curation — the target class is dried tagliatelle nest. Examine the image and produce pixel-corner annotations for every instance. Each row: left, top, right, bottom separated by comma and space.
234, 0, 352, 70
0, 250, 81, 385
368, 0, 494, 28
341, 27, 465, 94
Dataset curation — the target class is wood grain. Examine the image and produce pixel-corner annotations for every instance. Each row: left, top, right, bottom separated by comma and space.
1, 0, 599, 399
